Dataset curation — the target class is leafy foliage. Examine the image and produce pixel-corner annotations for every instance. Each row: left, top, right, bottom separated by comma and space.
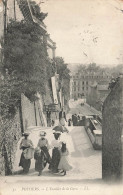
30, 1, 48, 22
78, 63, 103, 74
77, 63, 123, 79
0, 20, 54, 118
55, 57, 70, 80
103, 64, 123, 78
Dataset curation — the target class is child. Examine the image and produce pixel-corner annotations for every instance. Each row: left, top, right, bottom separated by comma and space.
34, 147, 47, 176
36, 131, 51, 175
58, 142, 72, 176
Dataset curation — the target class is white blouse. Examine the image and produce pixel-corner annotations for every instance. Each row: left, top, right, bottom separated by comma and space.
50, 139, 62, 149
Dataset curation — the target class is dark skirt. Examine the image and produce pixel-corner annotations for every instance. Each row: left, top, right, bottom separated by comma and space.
35, 150, 47, 172
50, 147, 61, 173
41, 146, 51, 164
19, 152, 31, 173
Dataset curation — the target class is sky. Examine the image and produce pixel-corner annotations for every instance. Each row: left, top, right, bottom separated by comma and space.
40, 0, 123, 67
0, 0, 123, 67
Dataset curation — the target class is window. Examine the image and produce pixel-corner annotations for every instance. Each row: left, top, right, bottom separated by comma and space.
86, 81, 88, 85
83, 81, 84, 85
83, 87, 84, 90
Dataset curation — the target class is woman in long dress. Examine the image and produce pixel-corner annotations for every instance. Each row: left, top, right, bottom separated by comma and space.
19, 132, 33, 174
50, 132, 62, 173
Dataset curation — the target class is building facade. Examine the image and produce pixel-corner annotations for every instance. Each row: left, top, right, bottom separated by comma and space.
72, 69, 111, 100
87, 83, 110, 111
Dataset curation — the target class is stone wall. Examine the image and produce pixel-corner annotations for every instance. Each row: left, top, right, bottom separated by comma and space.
0, 92, 48, 175
21, 94, 46, 130
0, 111, 22, 175
102, 76, 123, 181
87, 85, 109, 111
21, 94, 36, 130
42, 81, 60, 126
87, 86, 98, 109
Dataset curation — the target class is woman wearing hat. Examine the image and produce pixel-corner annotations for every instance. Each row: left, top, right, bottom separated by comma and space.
34, 131, 51, 176
19, 132, 33, 174
49, 132, 62, 173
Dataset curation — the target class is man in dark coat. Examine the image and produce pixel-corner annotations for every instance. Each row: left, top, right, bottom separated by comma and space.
72, 114, 78, 126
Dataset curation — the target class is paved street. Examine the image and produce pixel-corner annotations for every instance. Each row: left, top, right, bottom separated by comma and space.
69, 99, 101, 117
13, 126, 101, 180
12, 100, 102, 181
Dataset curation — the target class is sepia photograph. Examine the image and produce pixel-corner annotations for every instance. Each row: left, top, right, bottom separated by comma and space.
0, 0, 123, 194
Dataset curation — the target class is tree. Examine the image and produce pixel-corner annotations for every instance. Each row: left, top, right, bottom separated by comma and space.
55, 57, 70, 80
0, 20, 54, 118
77, 63, 102, 74
86, 63, 101, 72
30, 1, 48, 22
78, 64, 87, 72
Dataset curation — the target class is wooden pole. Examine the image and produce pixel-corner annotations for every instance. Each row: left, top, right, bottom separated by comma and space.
18, 97, 24, 134
3, 0, 8, 43
34, 101, 37, 126
14, 0, 16, 21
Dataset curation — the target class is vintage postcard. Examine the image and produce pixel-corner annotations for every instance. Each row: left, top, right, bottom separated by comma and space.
0, 0, 123, 195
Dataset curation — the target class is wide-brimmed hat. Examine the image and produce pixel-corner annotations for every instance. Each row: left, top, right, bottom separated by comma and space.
53, 130, 61, 135
23, 132, 30, 136
40, 131, 46, 136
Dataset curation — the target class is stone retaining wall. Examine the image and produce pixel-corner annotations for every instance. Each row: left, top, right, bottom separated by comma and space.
102, 77, 123, 181
0, 111, 22, 175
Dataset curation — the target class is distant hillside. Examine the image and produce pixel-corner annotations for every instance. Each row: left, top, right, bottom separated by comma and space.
67, 63, 122, 74
67, 63, 123, 78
